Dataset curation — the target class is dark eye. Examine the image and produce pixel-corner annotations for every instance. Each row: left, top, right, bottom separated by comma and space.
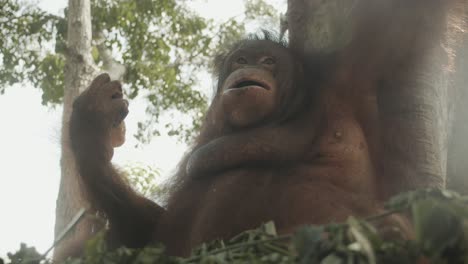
262, 57, 276, 65
236, 57, 247, 64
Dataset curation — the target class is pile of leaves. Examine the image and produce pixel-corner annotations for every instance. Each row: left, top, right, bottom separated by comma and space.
3, 189, 468, 264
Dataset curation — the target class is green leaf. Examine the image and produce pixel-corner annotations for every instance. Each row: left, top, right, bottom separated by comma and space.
294, 225, 325, 264
347, 217, 376, 264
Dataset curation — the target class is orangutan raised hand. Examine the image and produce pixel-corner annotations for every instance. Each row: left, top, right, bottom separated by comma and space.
70, 73, 128, 159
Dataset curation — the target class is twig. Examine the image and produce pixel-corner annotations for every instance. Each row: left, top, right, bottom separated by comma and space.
41, 208, 88, 258
183, 234, 291, 263
364, 208, 402, 223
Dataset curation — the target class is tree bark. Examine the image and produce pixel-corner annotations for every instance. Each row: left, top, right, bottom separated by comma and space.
53, 0, 98, 261
448, 13, 468, 194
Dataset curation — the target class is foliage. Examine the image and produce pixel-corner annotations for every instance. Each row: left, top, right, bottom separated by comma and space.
2, 244, 42, 264
90, 0, 212, 142
4, 189, 468, 264
0, 0, 64, 104
122, 163, 163, 197
244, 0, 280, 29
0, 0, 280, 142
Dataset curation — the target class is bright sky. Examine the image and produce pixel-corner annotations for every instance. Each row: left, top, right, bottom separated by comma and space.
0, 0, 286, 257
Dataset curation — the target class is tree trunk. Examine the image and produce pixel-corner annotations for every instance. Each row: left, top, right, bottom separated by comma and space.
448, 18, 468, 194
53, 0, 98, 261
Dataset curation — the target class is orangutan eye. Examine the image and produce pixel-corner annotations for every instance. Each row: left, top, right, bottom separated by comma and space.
262, 57, 276, 65
236, 57, 248, 64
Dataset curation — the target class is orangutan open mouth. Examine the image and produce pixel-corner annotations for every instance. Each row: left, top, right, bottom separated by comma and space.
230, 79, 270, 90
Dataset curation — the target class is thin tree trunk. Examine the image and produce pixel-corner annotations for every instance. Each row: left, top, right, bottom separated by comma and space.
448, 18, 468, 194
53, 0, 98, 261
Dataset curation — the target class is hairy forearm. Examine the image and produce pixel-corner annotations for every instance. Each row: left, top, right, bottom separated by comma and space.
69, 91, 164, 247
